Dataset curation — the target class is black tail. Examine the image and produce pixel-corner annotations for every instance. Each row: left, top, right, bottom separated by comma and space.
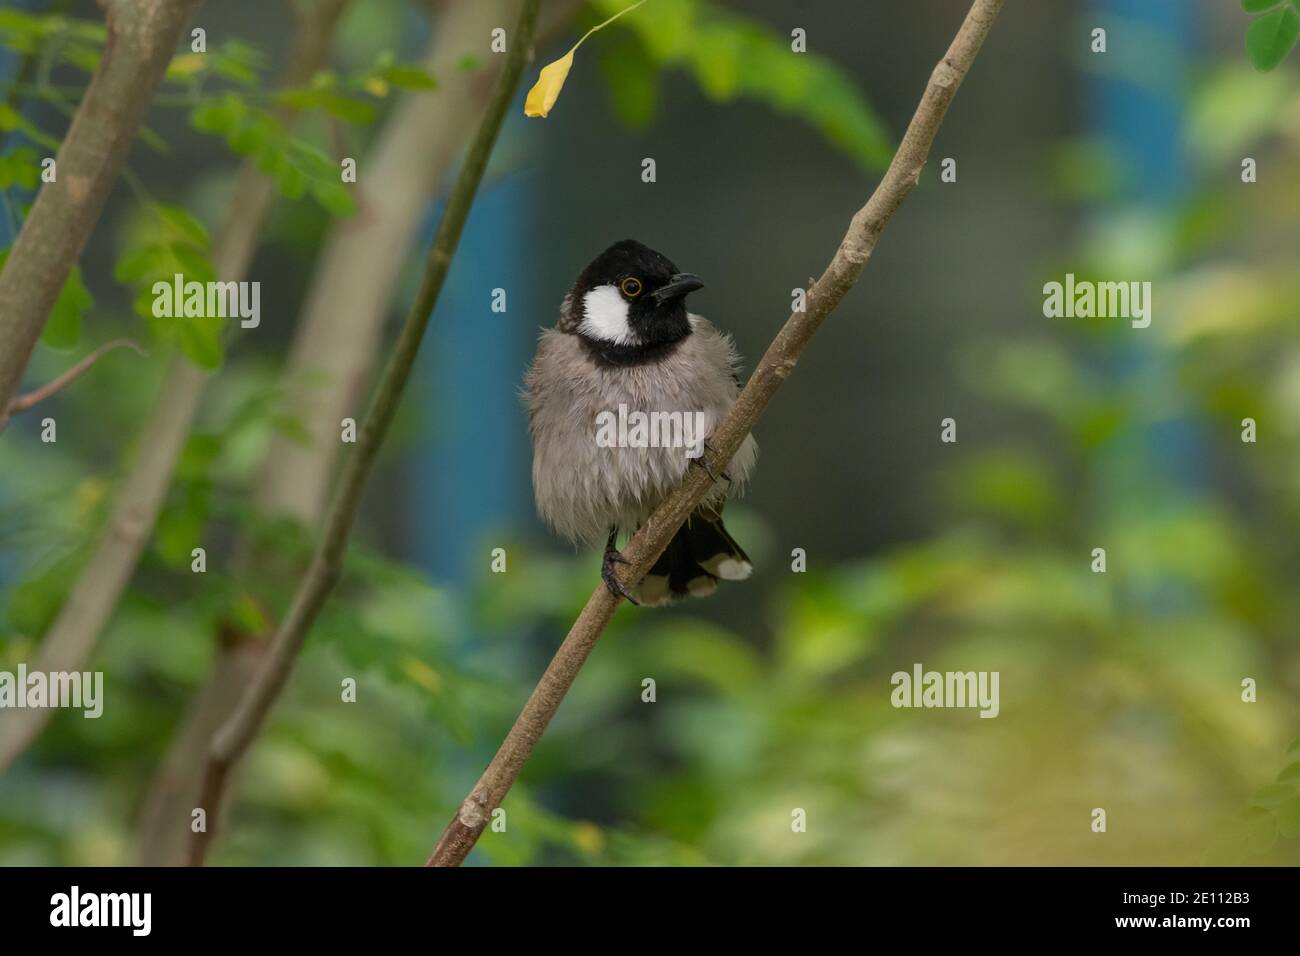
634, 507, 752, 606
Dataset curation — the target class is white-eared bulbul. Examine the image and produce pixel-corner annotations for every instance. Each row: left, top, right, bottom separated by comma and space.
524, 239, 758, 605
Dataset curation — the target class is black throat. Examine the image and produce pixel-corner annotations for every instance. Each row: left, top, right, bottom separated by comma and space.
578, 332, 689, 367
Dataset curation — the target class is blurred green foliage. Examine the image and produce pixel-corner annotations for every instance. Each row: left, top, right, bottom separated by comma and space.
0, 1, 1298, 868
0, 4, 436, 369
593, 0, 893, 170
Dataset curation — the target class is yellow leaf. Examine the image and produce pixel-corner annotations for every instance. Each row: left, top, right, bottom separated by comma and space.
523, 0, 649, 119
364, 76, 389, 98
524, 49, 575, 118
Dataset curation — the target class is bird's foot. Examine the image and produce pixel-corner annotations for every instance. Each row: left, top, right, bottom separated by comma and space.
602, 547, 639, 605
691, 440, 731, 484
602, 533, 639, 605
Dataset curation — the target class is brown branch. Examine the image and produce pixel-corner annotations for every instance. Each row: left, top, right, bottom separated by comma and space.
134, 0, 553, 867
257, 0, 583, 527
0, 0, 353, 780
425, 0, 1006, 868
0, 0, 205, 433
135, 622, 271, 865
5, 339, 146, 415
185, 0, 542, 867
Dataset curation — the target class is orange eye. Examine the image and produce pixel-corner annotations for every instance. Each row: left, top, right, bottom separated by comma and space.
621, 277, 642, 297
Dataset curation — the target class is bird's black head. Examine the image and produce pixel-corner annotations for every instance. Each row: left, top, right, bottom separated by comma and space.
567, 239, 704, 364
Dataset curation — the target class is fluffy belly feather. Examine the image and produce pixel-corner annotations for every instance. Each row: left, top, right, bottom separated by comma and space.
526, 320, 758, 544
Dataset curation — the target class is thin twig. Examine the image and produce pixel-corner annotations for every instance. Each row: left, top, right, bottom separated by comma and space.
425, 0, 1007, 868
5, 339, 146, 415
185, 0, 542, 867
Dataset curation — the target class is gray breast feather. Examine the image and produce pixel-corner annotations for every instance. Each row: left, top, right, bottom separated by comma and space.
524, 314, 758, 544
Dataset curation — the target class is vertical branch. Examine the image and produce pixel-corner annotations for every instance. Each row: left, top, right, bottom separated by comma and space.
136, 0, 536, 866
0, 0, 205, 430
186, 0, 542, 867
0, 0, 353, 779
426, 0, 1007, 868
256, 0, 523, 528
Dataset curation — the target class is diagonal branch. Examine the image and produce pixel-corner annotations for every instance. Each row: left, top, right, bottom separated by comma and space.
0, 0, 205, 432
257, 0, 582, 527
135, 0, 583, 868
185, 0, 542, 867
5, 339, 146, 416
425, 0, 1006, 868
136, 0, 481, 868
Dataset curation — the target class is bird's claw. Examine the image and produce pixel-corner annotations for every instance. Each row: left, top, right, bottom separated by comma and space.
692, 440, 731, 484
602, 541, 639, 605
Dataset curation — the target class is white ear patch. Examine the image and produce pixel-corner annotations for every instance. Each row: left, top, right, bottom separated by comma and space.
579, 284, 636, 344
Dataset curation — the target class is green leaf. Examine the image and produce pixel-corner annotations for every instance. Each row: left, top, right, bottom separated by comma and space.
115, 203, 222, 370
178, 431, 222, 478
43, 266, 93, 351
190, 95, 245, 135
317, 93, 376, 124
208, 39, 265, 86
0, 102, 60, 150
600, 37, 660, 129
0, 147, 41, 190
595, 0, 892, 171
226, 114, 271, 155
311, 180, 355, 217
173, 313, 224, 370
154, 501, 206, 567
380, 64, 437, 90
0, 250, 90, 351
1245, 807, 1279, 852
194, 112, 351, 217
1246, 5, 1300, 71
274, 87, 325, 113
225, 591, 270, 636
1278, 797, 1300, 838
136, 124, 170, 155
154, 205, 209, 248
276, 163, 309, 200
1276, 761, 1300, 785
1248, 782, 1296, 808
3, 550, 84, 635
1241, 0, 1281, 11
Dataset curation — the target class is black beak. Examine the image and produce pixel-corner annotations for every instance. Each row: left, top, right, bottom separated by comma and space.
651, 272, 705, 305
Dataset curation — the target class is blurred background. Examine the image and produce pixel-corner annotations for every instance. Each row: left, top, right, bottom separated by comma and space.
1, 0, 1299, 865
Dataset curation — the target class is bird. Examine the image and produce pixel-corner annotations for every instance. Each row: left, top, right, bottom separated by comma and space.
523, 239, 758, 606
